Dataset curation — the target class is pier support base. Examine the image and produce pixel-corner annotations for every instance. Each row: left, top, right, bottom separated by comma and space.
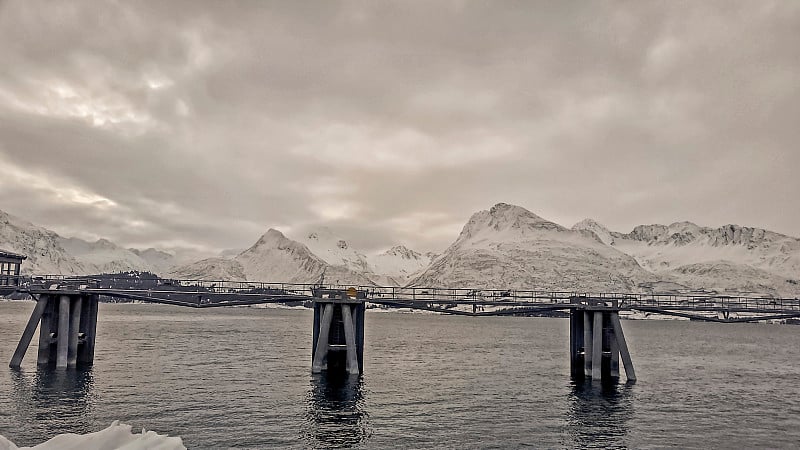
311, 292, 365, 375
9, 293, 99, 369
569, 299, 636, 382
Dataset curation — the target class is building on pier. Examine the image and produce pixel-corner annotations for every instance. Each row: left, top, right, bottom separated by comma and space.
0, 249, 25, 287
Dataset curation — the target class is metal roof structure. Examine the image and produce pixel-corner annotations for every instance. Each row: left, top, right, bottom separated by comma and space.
0, 249, 26, 260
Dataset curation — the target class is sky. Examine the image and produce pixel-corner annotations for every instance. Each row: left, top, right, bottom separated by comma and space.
0, 0, 798, 256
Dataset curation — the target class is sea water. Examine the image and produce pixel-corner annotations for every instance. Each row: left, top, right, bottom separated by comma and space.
1, 302, 800, 448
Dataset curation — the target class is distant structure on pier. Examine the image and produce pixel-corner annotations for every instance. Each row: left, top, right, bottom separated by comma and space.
0, 249, 25, 288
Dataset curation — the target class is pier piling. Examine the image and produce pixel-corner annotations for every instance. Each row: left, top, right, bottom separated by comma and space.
56, 295, 70, 368
9, 295, 48, 368
569, 297, 636, 382
583, 310, 592, 377
77, 294, 99, 365
67, 296, 82, 368
37, 295, 56, 366
9, 292, 99, 369
311, 289, 365, 375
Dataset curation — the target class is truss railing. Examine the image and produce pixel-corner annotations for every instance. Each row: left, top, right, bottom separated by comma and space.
3, 274, 797, 314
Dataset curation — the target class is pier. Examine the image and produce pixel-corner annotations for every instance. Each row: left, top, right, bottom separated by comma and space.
6, 274, 800, 382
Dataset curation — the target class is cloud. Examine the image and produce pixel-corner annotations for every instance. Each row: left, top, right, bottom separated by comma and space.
0, 0, 798, 256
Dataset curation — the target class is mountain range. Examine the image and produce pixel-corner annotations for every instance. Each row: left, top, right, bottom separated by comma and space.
1, 204, 798, 297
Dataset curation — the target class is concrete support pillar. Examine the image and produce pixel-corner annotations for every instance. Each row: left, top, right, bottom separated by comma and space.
67, 296, 82, 368
11, 291, 98, 368
56, 295, 70, 368
583, 311, 593, 377
591, 311, 603, 379
23, 293, 100, 368
9, 295, 49, 368
77, 294, 99, 365
341, 304, 359, 375
571, 305, 635, 383
312, 303, 334, 373
569, 309, 584, 379
607, 313, 620, 378
38, 295, 56, 365
354, 302, 365, 373
610, 312, 636, 381
312, 297, 366, 375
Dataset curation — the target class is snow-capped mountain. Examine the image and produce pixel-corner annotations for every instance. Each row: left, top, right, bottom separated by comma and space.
572, 218, 615, 245
170, 228, 375, 285
612, 222, 800, 279
371, 245, 434, 280
0, 208, 173, 276
4, 203, 799, 296
60, 237, 156, 274
168, 257, 247, 281
290, 228, 432, 285
666, 261, 799, 297
236, 228, 330, 282
297, 228, 371, 274
129, 248, 178, 274
411, 203, 654, 292
218, 248, 245, 259
0, 210, 86, 274
573, 218, 800, 297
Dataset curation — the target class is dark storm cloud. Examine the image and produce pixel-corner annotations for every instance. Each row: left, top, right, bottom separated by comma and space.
0, 0, 798, 255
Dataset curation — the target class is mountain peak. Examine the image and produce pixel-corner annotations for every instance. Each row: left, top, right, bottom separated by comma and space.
488, 203, 562, 228
239, 228, 322, 267
489, 202, 540, 219
94, 238, 117, 248
252, 228, 290, 247
458, 203, 566, 243
0, 209, 37, 229
667, 221, 701, 232
383, 245, 422, 259
572, 218, 614, 245
573, 218, 605, 229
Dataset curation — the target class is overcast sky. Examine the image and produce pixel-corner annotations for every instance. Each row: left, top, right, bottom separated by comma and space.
0, 1, 798, 255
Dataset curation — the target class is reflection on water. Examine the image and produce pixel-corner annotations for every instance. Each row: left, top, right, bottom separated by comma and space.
565, 380, 635, 448
8, 368, 97, 441
302, 373, 371, 448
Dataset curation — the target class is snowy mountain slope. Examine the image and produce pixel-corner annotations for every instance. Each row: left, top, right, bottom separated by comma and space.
573, 218, 800, 296
370, 245, 434, 282
218, 248, 245, 259
0, 208, 179, 276
411, 203, 655, 292
612, 222, 800, 280
572, 219, 615, 245
233, 228, 374, 285
124, 226, 430, 286
235, 229, 329, 282
60, 237, 156, 274
296, 228, 372, 274
130, 248, 177, 274
292, 228, 432, 285
665, 261, 800, 297
0, 210, 86, 274
574, 219, 800, 281
168, 257, 246, 281
4, 204, 798, 296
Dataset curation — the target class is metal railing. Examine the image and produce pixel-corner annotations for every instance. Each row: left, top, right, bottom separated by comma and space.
8, 274, 800, 313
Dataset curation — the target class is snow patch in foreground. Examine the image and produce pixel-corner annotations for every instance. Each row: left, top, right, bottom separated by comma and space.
0, 421, 185, 450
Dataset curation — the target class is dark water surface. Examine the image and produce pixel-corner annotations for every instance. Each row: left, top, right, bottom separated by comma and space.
1, 302, 800, 448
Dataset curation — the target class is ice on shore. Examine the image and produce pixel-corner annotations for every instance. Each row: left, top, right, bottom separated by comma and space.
0, 421, 185, 450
